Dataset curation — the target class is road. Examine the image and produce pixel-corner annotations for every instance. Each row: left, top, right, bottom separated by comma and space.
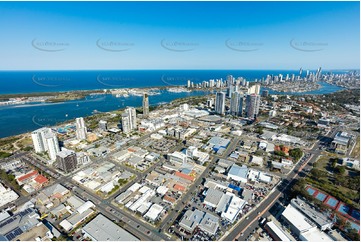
2, 124, 344, 241
159, 136, 242, 234
69, 184, 169, 241
222, 128, 335, 241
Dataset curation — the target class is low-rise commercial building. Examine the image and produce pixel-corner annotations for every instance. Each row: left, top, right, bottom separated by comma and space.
227, 164, 248, 183
82, 214, 139, 241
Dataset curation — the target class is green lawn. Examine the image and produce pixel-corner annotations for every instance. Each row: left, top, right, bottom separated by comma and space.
307, 155, 360, 209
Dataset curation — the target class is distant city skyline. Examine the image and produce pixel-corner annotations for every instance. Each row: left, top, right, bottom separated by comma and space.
0, 1, 359, 70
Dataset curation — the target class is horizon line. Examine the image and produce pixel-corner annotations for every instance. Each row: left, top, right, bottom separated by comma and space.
0, 68, 359, 72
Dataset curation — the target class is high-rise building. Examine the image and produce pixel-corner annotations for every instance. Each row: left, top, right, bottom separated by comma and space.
316, 67, 322, 80
125, 107, 137, 130
31, 127, 60, 161
291, 74, 295, 82
99, 120, 108, 131
187, 80, 191, 88
242, 79, 246, 86
226, 75, 234, 87
245, 94, 261, 119
45, 133, 60, 161
228, 85, 237, 98
31, 127, 51, 153
286, 74, 289, 81
143, 93, 149, 118
56, 149, 77, 173
248, 84, 261, 95
215, 92, 226, 115
230, 92, 244, 116
209, 79, 215, 87
75, 117, 87, 141
121, 112, 131, 134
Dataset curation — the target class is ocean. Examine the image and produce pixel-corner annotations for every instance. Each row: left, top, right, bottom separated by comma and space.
0, 70, 346, 95
0, 70, 345, 138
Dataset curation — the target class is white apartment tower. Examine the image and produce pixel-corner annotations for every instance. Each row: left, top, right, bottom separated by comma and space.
121, 112, 131, 134
46, 134, 60, 161
125, 107, 137, 130
75, 117, 87, 141
247, 84, 261, 95
31, 127, 60, 161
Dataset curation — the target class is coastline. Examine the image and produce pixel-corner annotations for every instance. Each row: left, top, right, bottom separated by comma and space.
0, 92, 211, 146
0, 89, 211, 139
0, 85, 188, 106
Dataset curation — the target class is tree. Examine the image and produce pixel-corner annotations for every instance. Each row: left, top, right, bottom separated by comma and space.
334, 166, 346, 175
255, 127, 264, 135
289, 148, 303, 161
346, 228, 360, 241
0, 152, 11, 158
330, 158, 338, 169
336, 216, 347, 229
274, 150, 286, 157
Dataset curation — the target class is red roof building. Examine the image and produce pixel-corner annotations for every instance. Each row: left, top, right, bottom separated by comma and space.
34, 175, 48, 185
173, 184, 186, 192
163, 195, 176, 204
17, 170, 38, 183
174, 171, 195, 182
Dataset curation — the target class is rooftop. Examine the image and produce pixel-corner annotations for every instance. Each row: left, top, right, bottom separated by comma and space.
208, 136, 230, 148
291, 197, 333, 229
198, 212, 219, 235
82, 214, 139, 241
265, 221, 292, 241
300, 227, 333, 241
204, 188, 224, 207
179, 209, 204, 232
57, 148, 75, 158
282, 204, 315, 232
42, 184, 69, 198
228, 164, 248, 179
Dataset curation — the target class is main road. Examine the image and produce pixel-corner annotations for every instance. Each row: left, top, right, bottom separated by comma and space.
222, 139, 323, 241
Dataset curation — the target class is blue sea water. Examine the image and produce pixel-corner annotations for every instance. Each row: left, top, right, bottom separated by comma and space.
0, 70, 345, 138
0, 70, 346, 95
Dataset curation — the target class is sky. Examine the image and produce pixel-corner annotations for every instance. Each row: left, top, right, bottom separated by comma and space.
0, 1, 359, 70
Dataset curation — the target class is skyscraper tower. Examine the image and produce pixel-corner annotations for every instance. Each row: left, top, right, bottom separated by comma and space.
121, 112, 131, 134
143, 93, 149, 118
226, 75, 234, 87
247, 84, 261, 95
75, 117, 87, 141
316, 67, 322, 80
215, 92, 226, 115
31, 127, 60, 161
125, 107, 137, 130
230, 92, 244, 116
187, 80, 191, 88
228, 85, 235, 98
31, 127, 52, 153
45, 133, 60, 161
245, 94, 261, 120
